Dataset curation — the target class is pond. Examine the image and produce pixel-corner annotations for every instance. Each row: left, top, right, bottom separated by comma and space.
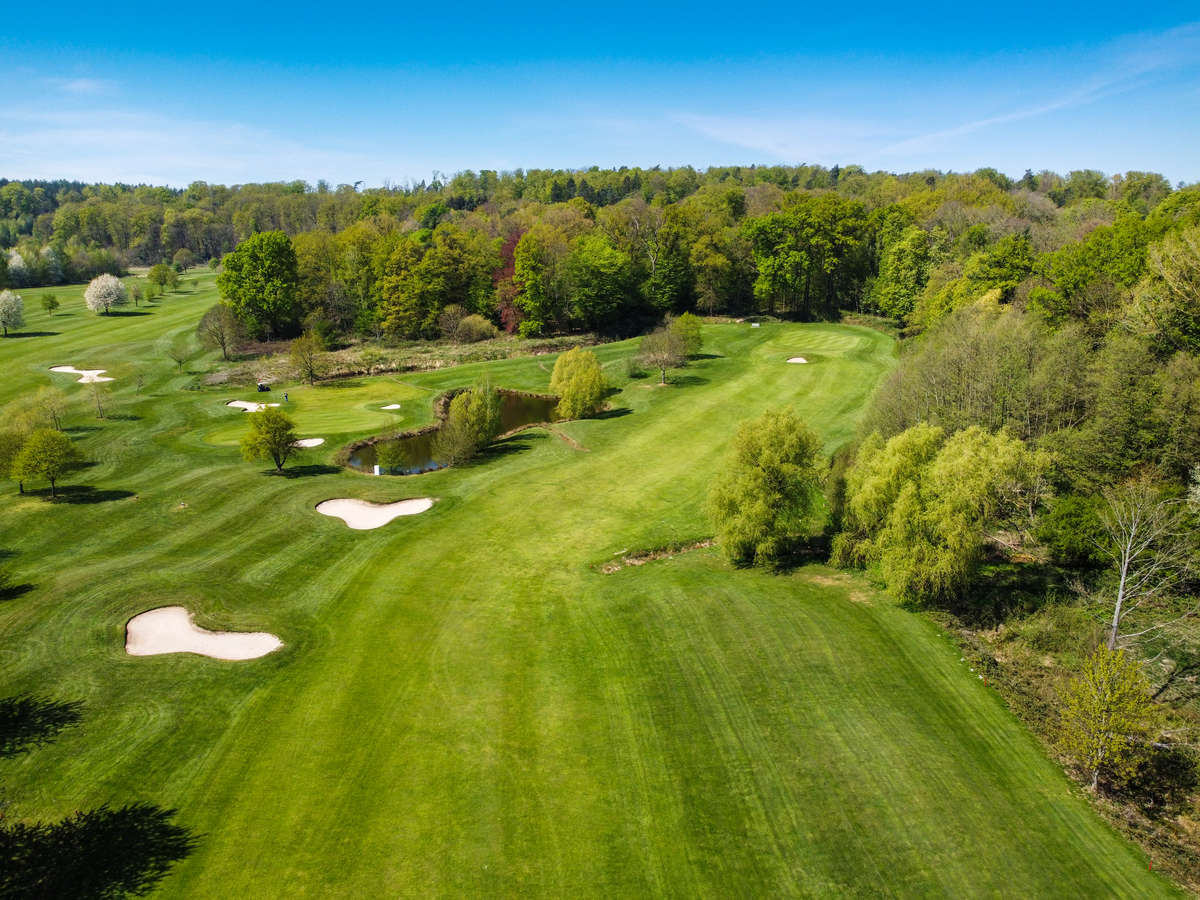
348, 390, 558, 475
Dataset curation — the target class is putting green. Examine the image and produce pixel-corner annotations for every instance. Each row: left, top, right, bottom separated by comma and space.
0, 285, 1175, 896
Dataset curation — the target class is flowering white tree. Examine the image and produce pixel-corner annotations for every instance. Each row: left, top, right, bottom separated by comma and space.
0, 289, 23, 335
84, 274, 128, 315
6, 249, 28, 287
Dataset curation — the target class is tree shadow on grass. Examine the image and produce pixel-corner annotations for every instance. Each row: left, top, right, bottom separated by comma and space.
318, 379, 365, 389
102, 310, 152, 317
668, 374, 709, 387
270, 464, 341, 479
0, 695, 84, 758
24, 486, 136, 504
0, 803, 198, 898
689, 352, 724, 360
0, 583, 34, 601
475, 436, 538, 463
2, 331, 61, 338
103, 413, 141, 422
593, 407, 633, 420
62, 425, 103, 435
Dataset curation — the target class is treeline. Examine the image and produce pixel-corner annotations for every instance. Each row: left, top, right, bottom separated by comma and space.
170, 165, 1190, 344
2, 168, 1189, 339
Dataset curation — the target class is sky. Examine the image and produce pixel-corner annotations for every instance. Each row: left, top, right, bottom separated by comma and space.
2, 2, 1198, 188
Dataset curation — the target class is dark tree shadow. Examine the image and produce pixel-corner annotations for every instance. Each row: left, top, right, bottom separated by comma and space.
270, 464, 341, 479
1122, 745, 1200, 816
103, 414, 141, 422
689, 352, 724, 360
475, 437, 537, 462
669, 374, 710, 387
62, 426, 103, 435
25, 486, 137, 505
593, 407, 633, 420
0, 803, 197, 898
103, 310, 152, 317
0, 583, 34, 601
0, 695, 84, 758
2, 332, 61, 338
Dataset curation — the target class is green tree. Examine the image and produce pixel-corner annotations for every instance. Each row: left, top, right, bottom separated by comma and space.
513, 223, 570, 336
196, 302, 244, 361
668, 311, 703, 357
834, 425, 1050, 605
707, 409, 823, 567
217, 231, 300, 339
564, 233, 634, 332
638, 327, 685, 384
289, 332, 325, 385
40, 293, 59, 316
549, 347, 606, 419
240, 408, 298, 472
0, 430, 27, 493
172, 248, 196, 271
147, 263, 179, 293
433, 380, 502, 466
1060, 647, 1156, 792
12, 428, 82, 498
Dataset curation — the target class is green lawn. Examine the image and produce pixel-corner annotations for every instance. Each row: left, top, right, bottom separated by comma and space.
0, 279, 1176, 896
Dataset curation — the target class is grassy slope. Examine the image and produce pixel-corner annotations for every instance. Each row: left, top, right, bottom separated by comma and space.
0, 279, 1175, 896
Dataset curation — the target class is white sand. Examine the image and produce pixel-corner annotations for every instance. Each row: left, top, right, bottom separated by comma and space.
294, 438, 325, 448
381, 403, 402, 410
227, 400, 282, 412
787, 357, 808, 364
316, 497, 434, 529
50, 365, 113, 383
125, 606, 282, 660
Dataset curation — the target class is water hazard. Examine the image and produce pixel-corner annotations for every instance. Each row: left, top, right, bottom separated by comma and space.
348, 390, 557, 475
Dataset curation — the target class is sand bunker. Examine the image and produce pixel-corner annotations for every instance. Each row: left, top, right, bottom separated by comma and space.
294, 438, 325, 448
50, 365, 113, 383
125, 606, 282, 660
316, 497, 434, 529
787, 357, 808, 364
381, 403, 402, 410
227, 400, 281, 412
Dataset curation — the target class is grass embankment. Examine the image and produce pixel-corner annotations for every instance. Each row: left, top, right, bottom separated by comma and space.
0, 282, 1177, 896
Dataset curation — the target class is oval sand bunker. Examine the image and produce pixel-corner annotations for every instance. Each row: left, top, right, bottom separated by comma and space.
50, 365, 114, 383
126, 606, 282, 660
787, 357, 808, 364
294, 438, 325, 448
381, 403, 402, 410
227, 400, 281, 412
317, 497, 434, 530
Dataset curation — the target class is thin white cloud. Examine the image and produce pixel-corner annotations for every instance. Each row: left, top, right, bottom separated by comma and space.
671, 112, 895, 163
43, 77, 117, 95
0, 105, 388, 186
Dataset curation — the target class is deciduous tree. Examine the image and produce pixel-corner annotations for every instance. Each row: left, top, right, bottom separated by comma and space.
289, 332, 324, 385
549, 347, 605, 419
83, 274, 127, 315
12, 428, 82, 498
196, 302, 244, 360
708, 409, 823, 567
638, 327, 685, 384
1060, 647, 1157, 792
240, 408, 298, 472
0, 290, 24, 335
217, 231, 300, 339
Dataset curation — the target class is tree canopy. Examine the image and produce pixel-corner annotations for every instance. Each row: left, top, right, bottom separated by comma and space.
217, 231, 300, 339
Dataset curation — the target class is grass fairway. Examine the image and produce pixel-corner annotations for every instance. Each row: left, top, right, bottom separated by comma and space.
0, 281, 1176, 896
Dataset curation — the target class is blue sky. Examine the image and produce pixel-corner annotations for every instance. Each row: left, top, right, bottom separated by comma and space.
2, 3, 1198, 187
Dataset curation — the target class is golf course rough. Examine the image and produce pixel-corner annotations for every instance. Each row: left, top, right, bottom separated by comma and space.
0, 275, 1177, 897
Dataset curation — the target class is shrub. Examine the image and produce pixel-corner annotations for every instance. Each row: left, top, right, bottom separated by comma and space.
456, 314, 499, 343
549, 347, 605, 419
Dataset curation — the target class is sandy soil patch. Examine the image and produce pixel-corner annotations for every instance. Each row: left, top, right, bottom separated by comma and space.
787, 357, 808, 364
227, 400, 281, 412
50, 365, 113, 383
381, 403, 402, 410
294, 438, 325, 448
316, 497, 434, 529
125, 606, 282, 660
